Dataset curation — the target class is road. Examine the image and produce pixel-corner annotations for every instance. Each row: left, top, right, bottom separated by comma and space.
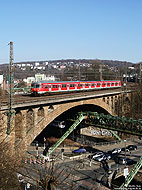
19, 139, 142, 189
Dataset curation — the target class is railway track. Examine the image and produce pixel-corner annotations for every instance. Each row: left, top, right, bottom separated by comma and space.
0, 88, 125, 107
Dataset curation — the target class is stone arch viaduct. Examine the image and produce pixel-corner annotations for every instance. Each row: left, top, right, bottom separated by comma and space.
0, 90, 131, 157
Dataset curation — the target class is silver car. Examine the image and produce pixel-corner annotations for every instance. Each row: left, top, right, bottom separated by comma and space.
94, 154, 110, 162
91, 152, 104, 159
111, 148, 121, 154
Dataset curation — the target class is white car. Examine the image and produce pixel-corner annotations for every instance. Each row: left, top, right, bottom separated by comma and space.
94, 155, 106, 162
94, 153, 111, 162
111, 148, 121, 154
92, 152, 104, 159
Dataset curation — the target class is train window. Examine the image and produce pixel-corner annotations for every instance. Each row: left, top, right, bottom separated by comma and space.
107, 83, 110, 86
45, 85, 47, 88
52, 85, 57, 88
112, 83, 114, 85
62, 84, 66, 88
91, 83, 95, 87
80, 84, 83, 87
85, 83, 89, 87
70, 84, 74, 87
96, 83, 100, 87
115, 82, 118, 85
78, 84, 80, 87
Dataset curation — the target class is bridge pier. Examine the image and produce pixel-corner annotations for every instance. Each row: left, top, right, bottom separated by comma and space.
0, 110, 16, 157
15, 110, 27, 159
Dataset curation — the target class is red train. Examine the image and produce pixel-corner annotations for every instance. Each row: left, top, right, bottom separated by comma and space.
31, 80, 121, 96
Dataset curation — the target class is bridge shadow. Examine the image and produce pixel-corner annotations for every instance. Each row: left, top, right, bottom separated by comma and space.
85, 146, 99, 153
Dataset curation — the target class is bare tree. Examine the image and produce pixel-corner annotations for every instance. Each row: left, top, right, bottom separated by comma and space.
0, 141, 21, 190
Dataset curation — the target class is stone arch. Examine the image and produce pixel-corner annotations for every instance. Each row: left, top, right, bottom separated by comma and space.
24, 97, 113, 148
37, 107, 45, 118
48, 105, 54, 113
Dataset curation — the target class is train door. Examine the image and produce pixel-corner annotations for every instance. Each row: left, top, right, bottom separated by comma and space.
77, 83, 80, 90
49, 84, 51, 92
44, 84, 48, 92
59, 84, 61, 92
67, 84, 69, 90
82, 83, 85, 90
80, 83, 83, 90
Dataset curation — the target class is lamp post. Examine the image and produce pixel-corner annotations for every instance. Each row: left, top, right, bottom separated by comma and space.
43, 137, 46, 150
59, 121, 65, 159
59, 121, 65, 138
124, 140, 127, 166
36, 142, 39, 158
124, 139, 127, 185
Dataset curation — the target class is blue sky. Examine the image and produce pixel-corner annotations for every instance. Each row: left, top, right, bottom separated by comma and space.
0, 0, 142, 63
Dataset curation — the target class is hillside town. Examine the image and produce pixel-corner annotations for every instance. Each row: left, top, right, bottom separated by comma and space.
0, 59, 141, 93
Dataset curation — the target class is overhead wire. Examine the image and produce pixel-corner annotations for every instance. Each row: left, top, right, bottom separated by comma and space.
0, 43, 9, 50
0, 43, 9, 63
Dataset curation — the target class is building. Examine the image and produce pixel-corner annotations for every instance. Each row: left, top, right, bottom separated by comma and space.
35, 74, 46, 82
25, 77, 35, 86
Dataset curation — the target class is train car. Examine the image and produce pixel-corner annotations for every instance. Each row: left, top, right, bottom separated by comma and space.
31, 80, 121, 96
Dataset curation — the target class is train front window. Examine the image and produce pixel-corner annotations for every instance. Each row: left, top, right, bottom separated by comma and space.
31, 83, 36, 88
36, 84, 40, 88
31, 83, 41, 88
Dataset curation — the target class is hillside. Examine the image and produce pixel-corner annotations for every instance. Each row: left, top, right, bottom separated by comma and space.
0, 59, 138, 81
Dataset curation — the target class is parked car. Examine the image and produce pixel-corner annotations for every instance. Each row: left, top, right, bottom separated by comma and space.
104, 153, 111, 160
126, 145, 137, 151
89, 151, 104, 159
121, 147, 129, 152
94, 155, 107, 162
108, 148, 121, 155
72, 147, 86, 154
94, 153, 111, 162
118, 157, 137, 165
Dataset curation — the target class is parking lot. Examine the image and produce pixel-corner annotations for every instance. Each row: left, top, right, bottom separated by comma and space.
23, 139, 142, 189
